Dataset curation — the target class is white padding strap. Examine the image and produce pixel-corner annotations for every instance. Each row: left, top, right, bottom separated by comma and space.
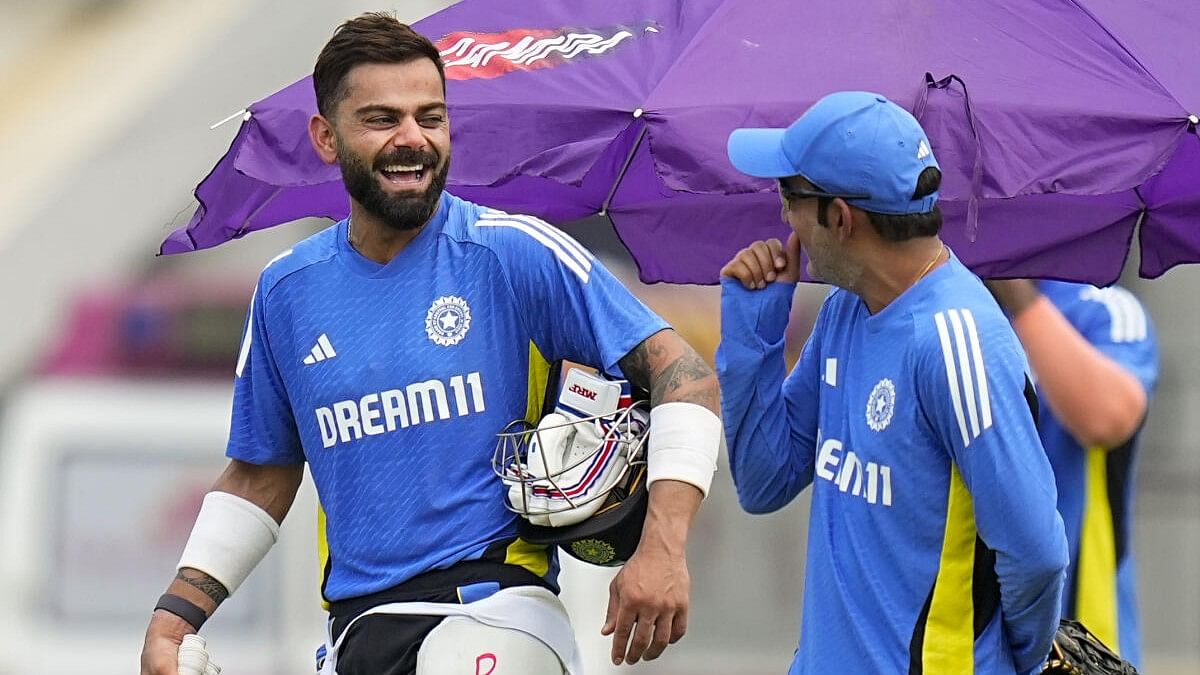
647, 402, 721, 497
178, 491, 280, 595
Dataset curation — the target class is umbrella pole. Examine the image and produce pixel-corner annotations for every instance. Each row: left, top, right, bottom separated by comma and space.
599, 121, 648, 217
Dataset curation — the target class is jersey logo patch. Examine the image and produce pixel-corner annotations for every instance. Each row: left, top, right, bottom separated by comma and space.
866, 378, 895, 431
426, 296, 472, 347
302, 333, 337, 365
823, 358, 838, 387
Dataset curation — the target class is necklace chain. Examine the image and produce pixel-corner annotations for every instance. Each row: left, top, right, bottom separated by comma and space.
915, 244, 946, 284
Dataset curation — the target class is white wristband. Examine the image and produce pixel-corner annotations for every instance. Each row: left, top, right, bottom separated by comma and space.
647, 402, 721, 497
178, 491, 280, 596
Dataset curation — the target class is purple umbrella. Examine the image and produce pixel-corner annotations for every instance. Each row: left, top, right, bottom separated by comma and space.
162, 0, 1199, 286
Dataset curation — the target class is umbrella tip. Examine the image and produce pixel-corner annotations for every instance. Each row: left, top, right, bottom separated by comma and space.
1189, 113, 1199, 125
633, 108, 644, 118
210, 109, 251, 130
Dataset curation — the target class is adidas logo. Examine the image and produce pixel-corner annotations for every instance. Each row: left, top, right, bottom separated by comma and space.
916, 140, 931, 160
303, 334, 337, 365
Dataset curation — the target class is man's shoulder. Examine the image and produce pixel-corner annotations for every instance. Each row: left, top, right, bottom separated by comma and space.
257, 224, 340, 294
447, 199, 596, 279
910, 276, 1019, 360
1044, 281, 1152, 345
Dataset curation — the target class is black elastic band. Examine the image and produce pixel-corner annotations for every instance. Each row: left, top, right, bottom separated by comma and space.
155, 593, 208, 631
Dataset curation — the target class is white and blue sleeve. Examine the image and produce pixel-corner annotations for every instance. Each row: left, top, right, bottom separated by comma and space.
1073, 286, 1159, 396
226, 277, 304, 465
920, 306, 1068, 673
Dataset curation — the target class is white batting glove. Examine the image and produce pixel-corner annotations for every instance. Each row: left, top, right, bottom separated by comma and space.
177, 634, 221, 675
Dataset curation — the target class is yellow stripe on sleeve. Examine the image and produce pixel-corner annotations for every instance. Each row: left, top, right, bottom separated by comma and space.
317, 501, 331, 610
1076, 446, 1120, 653
923, 465, 977, 674
525, 341, 552, 424
504, 341, 554, 579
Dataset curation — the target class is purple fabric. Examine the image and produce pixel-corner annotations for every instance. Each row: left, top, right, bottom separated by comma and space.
163, 0, 1200, 285
1137, 136, 1200, 279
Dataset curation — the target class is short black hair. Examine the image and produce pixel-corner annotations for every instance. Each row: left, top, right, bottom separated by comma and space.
864, 166, 943, 241
313, 12, 445, 119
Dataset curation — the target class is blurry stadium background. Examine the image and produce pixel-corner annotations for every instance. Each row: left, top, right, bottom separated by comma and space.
0, 1, 1195, 673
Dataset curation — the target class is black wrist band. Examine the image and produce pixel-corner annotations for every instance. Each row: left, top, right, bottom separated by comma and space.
155, 592, 208, 631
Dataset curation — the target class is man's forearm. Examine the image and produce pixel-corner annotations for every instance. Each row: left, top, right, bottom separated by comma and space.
155, 460, 303, 628
640, 480, 703, 555
618, 328, 719, 538
163, 568, 229, 618
619, 329, 719, 414
717, 281, 816, 513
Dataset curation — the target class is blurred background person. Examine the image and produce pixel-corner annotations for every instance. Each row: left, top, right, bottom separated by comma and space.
988, 279, 1158, 668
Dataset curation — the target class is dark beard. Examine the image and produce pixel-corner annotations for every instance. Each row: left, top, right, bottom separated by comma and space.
338, 146, 449, 232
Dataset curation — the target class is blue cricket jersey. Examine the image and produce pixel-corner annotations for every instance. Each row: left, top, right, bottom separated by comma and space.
717, 251, 1068, 675
1035, 281, 1158, 667
227, 192, 667, 602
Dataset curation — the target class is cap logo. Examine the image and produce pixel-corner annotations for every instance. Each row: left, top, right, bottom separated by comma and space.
435, 25, 658, 80
916, 140, 931, 160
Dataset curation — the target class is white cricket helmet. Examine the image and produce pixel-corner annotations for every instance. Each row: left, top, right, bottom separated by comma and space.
493, 368, 650, 566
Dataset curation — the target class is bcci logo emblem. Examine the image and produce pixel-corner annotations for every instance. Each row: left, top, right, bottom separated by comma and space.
571, 538, 616, 565
425, 296, 472, 347
866, 378, 896, 432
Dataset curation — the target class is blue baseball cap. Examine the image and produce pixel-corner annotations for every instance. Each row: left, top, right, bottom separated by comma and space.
727, 91, 940, 215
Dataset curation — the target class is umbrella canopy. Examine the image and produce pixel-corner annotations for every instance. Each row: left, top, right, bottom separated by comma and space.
162, 0, 1199, 286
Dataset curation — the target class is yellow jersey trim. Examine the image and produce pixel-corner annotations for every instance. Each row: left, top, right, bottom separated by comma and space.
1076, 445, 1119, 653
317, 502, 331, 610
923, 465, 977, 674
525, 341, 552, 423
504, 537, 551, 577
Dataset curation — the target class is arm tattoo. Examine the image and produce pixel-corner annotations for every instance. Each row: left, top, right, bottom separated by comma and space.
655, 351, 719, 408
620, 333, 718, 410
620, 339, 655, 397
175, 569, 229, 605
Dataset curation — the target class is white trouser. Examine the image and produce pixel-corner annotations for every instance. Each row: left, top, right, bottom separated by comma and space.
318, 585, 580, 675
417, 615, 563, 674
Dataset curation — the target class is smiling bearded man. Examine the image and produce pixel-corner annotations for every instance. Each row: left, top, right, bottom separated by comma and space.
335, 129, 447, 233
138, 11, 723, 675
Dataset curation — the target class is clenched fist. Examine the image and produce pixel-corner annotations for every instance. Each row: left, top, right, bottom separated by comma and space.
720, 233, 802, 289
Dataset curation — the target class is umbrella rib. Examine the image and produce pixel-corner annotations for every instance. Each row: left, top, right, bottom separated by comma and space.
1064, 0, 1185, 112
210, 108, 250, 130
237, 187, 284, 238
600, 123, 648, 217
640, 0, 739, 105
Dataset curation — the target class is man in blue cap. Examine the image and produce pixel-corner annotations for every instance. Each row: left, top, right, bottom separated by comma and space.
716, 91, 1069, 674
